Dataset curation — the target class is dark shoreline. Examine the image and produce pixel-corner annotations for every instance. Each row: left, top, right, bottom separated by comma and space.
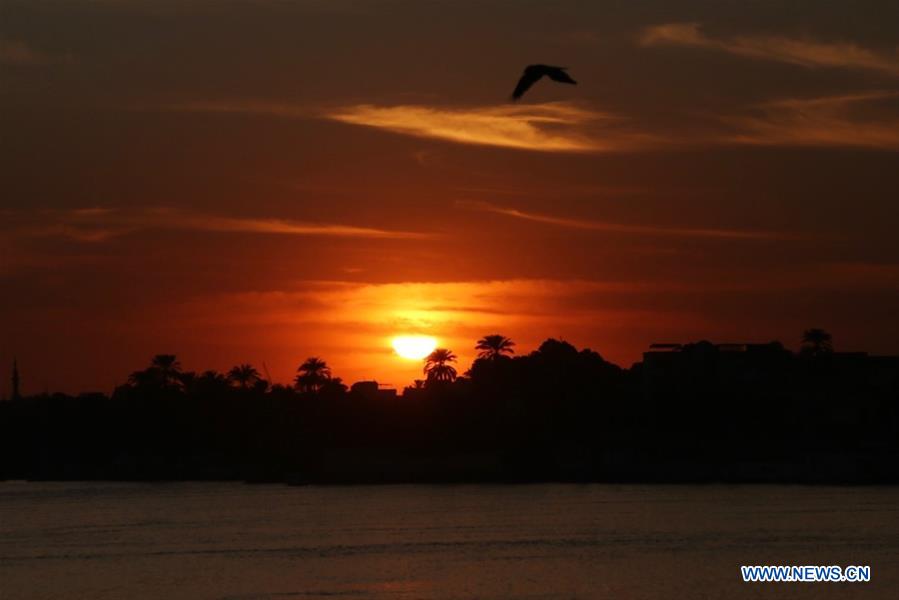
5, 339, 898, 488
8, 451, 899, 486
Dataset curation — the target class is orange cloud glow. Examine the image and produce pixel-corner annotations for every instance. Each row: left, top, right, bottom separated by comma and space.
723, 92, 899, 149
639, 23, 899, 76
173, 279, 689, 388
164, 94, 899, 153
326, 102, 659, 152
4, 207, 435, 242
457, 200, 800, 240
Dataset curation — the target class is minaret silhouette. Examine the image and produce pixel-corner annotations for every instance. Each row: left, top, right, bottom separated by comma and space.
11, 358, 20, 400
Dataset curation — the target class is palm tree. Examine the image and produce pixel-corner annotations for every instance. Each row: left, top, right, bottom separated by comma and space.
424, 348, 458, 383
129, 354, 184, 389
295, 357, 331, 393
801, 328, 833, 357
476, 334, 515, 360
198, 370, 228, 385
227, 364, 262, 390
184, 370, 229, 395
151, 354, 182, 385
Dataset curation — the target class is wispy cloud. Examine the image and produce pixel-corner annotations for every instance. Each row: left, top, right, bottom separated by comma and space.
164, 92, 899, 152
457, 200, 799, 241
166, 99, 663, 153
722, 91, 899, 149
326, 102, 661, 152
173, 212, 431, 239
0, 38, 71, 66
639, 23, 899, 76
4, 207, 434, 242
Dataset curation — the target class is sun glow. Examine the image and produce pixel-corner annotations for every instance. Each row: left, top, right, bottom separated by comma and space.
392, 335, 438, 360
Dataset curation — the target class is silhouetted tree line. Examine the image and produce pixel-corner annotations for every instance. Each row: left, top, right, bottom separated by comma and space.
2, 330, 898, 484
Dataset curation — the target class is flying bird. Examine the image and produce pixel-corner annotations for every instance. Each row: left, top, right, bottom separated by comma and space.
511, 64, 577, 101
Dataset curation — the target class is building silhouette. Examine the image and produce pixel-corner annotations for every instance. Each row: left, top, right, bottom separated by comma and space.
350, 380, 398, 400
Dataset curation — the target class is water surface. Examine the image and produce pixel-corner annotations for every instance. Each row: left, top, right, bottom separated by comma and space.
2, 482, 897, 599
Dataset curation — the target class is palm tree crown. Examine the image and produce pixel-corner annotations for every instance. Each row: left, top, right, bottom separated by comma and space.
476, 334, 515, 360
151, 354, 181, 379
424, 348, 458, 383
129, 354, 184, 389
227, 364, 262, 389
295, 357, 332, 393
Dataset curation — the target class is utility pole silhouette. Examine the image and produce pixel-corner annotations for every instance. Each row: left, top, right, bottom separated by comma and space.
11, 358, 21, 400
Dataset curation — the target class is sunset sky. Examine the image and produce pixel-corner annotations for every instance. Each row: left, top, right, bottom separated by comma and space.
2, 0, 898, 394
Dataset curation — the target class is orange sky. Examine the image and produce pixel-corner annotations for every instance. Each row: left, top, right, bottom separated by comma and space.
2, 1, 899, 393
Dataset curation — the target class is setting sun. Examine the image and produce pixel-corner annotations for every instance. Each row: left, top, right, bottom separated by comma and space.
392, 335, 438, 360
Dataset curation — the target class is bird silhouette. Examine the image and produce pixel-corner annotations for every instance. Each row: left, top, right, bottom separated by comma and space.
511, 64, 577, 101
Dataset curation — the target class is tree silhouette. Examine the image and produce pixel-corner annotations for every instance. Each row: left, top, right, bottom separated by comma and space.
198, 370, 228, 385
128, 354, 184, 389
152, 354, 182, 383
476, 334, 515, 360
801, 328, 833, 357
295, 357, 331, 393
4, 333, 899, 485
184, 370, 230, 395
227, 364, 262, 390
424, 348, 458, 383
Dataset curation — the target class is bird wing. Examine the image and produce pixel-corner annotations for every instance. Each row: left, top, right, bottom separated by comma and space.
546, 67, 577, 85
511, 68, 544, 100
